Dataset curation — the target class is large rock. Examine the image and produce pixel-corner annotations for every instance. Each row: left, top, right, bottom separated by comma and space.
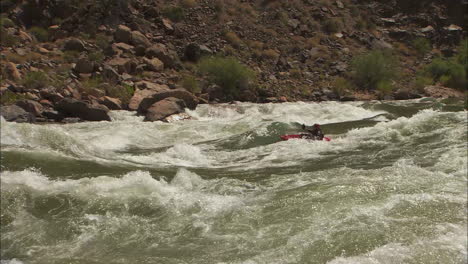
138, 89, 198, 114
131, 31, 151, 48
0, 105, 35, 122
114, 25, 132, 44
15, 100, 43, 116
63, 38, 86, 51
135, 81, 169, 92
144, 97, 186, 122
128, 89, 158, 111
143, 57, 164, 71
102, 65, 120, 83
55, 98, 111, 121
99, 96, 122, 110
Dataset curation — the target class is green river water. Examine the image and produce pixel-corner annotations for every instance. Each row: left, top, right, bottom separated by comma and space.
1, 99, 466, 264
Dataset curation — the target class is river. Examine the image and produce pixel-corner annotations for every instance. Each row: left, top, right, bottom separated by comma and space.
1, 99, 466, 264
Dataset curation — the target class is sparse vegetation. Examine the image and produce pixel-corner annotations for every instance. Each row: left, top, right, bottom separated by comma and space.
224, 32, 242, 48
162, 6, 185, 22
198, 56, 255, 98
106, 83, 135, 104
323, 18, 342, 33
420, 40, 467, 90
0, 90, 29, 105
351, 50, 399, 90
332, 77, 353, 96
180, 74, 200, 94
180, 0, 197, 8
411, 38, 431, 57
23, 71, 49, 90
30, 26, 49, 42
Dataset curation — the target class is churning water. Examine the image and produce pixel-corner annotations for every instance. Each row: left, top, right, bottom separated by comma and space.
1, 99, 466, 264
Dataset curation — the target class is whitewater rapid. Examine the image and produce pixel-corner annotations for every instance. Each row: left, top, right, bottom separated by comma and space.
1, 99, 466, 264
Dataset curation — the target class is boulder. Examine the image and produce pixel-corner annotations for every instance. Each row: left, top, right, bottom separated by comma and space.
131, 31, 151, 48
15, 100, 43, 116
0, 105, 35, 122
145, 44, 179, 68
63, 38, 86, 52
55, 98, 111, 121
114, 25, 132, 44
138, 89, 199, 114
107, 57, 133, 74
144, 57, 164, 71
162, 18, 174, 33
144, 97, 186, 122
40, 88, 64, 104
128, 89, 159, 111
99, 96, 122, 110
3, 62, 21, 81
135, 81, 169, 92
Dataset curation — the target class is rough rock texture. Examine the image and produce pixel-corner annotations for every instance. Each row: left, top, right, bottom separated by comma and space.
15, 100, 44, 116
55, 98, 111, 121
144, 97, 186, 122
138, 89, 199, 114
0, 105, 35, 122
99, 96, 122, 110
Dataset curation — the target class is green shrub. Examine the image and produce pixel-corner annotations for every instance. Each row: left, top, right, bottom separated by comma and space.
162, 6, 185, 22
30, 26, 49, 42
88, 51, 105, 63
23, 71, 49, 90
424, 58, 466, 89
63, 50, 80, 63
198, 56, 255, 97
0, 29, 18, 46
95, 33, 111, 49
411, 38, 431, 56
376, 80, 394, 95
180, 75, 200, 94
81, 77, 103, 92
0, 90, 29, 105
351, 50, 398, 90
412, 75, 433, 92
0, 16, 14, 28
332, 77, 353, 95
106, 83, 134, 104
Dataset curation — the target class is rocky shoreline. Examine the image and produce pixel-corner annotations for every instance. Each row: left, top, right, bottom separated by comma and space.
1, 0, 466, 123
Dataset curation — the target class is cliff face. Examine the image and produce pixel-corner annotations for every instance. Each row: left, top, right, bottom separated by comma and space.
0, 0, 466, 121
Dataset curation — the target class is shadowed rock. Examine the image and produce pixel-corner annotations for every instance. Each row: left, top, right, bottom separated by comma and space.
55, 98, 111, 121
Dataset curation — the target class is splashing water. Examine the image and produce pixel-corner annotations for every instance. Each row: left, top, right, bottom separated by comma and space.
1, 100, 466, 264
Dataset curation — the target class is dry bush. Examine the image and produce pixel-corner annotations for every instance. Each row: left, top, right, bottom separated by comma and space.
180, 0, 197, 8
262, 49, 280, 60
247, 40, 264, 50
224, 31, 242, 47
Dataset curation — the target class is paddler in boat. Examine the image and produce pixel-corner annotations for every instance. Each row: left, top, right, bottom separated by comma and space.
302, 123, 324, 140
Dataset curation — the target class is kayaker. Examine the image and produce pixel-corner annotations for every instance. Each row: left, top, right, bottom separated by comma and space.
302, 123, 324, 140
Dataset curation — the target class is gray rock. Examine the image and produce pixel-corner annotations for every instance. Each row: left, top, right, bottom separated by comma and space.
1, 105, 35, 122
146, 44, 179, 68
144, 97, 186, 122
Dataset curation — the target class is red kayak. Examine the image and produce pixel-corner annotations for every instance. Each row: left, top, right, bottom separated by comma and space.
280, 134, 331, 141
